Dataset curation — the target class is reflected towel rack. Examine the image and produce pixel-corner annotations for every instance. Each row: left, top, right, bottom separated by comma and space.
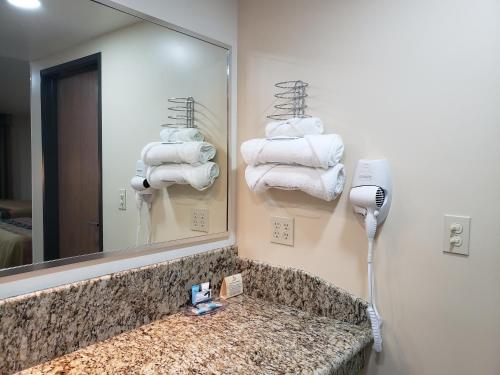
161, 96, 195, 128
267, 80, 310, 121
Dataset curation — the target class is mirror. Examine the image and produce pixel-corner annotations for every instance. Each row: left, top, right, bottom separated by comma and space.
0, 0, 230, 272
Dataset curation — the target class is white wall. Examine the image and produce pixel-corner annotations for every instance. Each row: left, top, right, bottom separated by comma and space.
31, 21, 228, 261
113, 0, 239, 229
30, 0, 238, 262
237, 1, 500, 374
111, 0, 238, 180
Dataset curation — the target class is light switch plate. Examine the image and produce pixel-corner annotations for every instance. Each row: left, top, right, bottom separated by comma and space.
271, 217, 294, 246
192, 208, 209, 233
443, 215, 471, 256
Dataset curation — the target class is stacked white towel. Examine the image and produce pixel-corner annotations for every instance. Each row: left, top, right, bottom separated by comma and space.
142, 141, 216, 166
132, 130, 218, 192
160, 128, 204, 142
265, 117, 324, 138
241, 117, 345, 201
147, 163, 219, 191
246, 164, 345, 201
241, 134, 343, 169
142, 140, 218, 190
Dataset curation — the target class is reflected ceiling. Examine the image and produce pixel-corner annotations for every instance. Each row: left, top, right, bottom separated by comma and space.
0, 0, 138, 61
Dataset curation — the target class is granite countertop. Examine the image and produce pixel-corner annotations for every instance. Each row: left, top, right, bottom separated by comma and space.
18, 295, 372, 375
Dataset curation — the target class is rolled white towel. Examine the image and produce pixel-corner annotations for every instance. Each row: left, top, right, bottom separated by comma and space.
241, 134, 344, 169
160, 128, 204, 142
265, 117, 324, 138
147, 162, 219, 191
245, 163, 345, 201
142, 141, 216, 166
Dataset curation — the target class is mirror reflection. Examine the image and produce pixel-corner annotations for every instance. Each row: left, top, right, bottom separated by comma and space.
0, 0, 229, 271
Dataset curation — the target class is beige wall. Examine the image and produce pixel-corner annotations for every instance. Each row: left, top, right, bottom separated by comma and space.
31, 21, 228, 261
237, 0, 500, 374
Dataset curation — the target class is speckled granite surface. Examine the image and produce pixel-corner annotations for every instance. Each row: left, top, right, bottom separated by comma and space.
1, 247, 372, 374
0, 247, 239, 374
18, 295, 372, 375
238, 259, 369, 327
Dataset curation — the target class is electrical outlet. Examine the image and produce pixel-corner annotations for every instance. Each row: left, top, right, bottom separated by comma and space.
119, 189, 127, 210
271, 217, 294, 246
271, 220, 281, 242
192, 208, 209, 232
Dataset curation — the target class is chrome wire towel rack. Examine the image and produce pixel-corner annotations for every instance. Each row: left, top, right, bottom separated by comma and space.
161, 97, 195, 128
267, 80, 310, 121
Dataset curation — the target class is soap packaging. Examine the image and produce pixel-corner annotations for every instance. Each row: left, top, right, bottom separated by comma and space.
187, 301, 224, 316
220, 273, 243, 299
191, 281, 212, 305
188, 281, 225, 316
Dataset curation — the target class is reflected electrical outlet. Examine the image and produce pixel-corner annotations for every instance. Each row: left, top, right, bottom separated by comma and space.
192, 208, 209, 232
119, 189, 127, 211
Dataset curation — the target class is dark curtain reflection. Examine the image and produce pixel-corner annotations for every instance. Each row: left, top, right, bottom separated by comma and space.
0, 113, 12, 199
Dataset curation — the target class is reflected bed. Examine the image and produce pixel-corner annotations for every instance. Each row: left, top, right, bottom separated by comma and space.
0, 200, 32, 219
0, 217, 32, 268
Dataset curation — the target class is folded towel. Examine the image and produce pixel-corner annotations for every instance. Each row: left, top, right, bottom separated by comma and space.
147, 162, 219, 191
245, 163, 345, 201
160, 128, 204, 142
241, 134, 344, 169
142, 141, 216, 166
265, 117, 324, 138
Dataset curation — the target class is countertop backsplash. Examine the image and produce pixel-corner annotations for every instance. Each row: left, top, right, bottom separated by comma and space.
239, 258, 369, 327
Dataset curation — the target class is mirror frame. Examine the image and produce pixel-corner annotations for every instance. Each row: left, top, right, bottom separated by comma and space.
0, 0, 234, 278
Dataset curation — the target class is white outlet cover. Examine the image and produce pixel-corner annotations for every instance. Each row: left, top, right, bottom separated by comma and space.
271, 217, 294, 246
443, 215, 471, 256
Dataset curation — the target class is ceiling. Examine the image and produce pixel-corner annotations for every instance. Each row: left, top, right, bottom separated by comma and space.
0, 0, 139, 62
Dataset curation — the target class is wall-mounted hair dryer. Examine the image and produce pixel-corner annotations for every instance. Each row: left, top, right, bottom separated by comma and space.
349, 159, 392, 353
131, 160, 155, 245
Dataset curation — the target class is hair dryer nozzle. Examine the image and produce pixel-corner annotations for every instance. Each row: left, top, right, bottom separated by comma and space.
349, 186, 383, 211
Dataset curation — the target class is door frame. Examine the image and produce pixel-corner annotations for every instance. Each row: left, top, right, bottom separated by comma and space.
40, 53, 103, 261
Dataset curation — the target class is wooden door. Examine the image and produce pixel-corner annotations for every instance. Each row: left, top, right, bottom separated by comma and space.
57, 69, 100, 258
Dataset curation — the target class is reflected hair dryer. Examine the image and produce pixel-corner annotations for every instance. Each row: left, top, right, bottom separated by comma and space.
131, 160, 155, 245
349, 159, 392, 353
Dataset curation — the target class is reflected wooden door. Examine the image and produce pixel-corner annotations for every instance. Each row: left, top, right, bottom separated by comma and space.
57, 69, 100, 258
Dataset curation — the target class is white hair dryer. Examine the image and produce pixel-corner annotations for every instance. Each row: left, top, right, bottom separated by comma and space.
131, 160, 155, 245
349, 159, 392, 353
